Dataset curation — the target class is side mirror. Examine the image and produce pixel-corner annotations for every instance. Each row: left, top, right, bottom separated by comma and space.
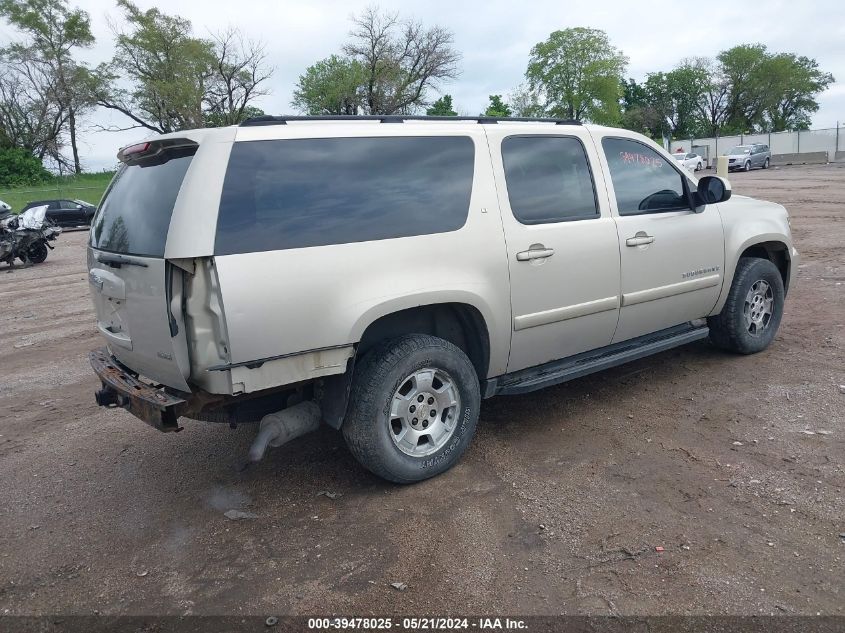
694, 175, 731, 207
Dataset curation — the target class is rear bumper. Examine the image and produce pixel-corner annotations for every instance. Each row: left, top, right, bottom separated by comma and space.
90, 347, 187, 432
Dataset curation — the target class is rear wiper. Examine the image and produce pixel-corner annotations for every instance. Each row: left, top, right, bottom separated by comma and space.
94, 252, 149, 268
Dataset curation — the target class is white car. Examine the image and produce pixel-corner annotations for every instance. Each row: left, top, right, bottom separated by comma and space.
673, 152, 704, 171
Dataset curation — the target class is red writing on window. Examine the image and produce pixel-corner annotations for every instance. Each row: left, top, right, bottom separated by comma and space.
619, 151, 663, 168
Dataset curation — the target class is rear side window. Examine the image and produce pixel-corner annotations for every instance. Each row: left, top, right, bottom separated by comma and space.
501, 135, 598, 224
215, 136, 475, 255
90, 148, 194, 257
602, 137, 688, 215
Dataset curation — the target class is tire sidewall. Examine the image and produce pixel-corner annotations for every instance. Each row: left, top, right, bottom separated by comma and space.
348, 340, 480, 482
28, 241, 48, 264
731, 260, 785, 353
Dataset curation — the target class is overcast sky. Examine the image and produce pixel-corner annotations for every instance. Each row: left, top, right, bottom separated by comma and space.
3, 0, 844, 170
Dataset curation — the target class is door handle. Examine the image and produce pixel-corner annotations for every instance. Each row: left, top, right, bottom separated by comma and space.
516, 247, 555, 261
626, 234, 655, 247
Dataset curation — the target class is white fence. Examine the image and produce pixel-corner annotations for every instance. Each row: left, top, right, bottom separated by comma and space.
670, 125, 843, 166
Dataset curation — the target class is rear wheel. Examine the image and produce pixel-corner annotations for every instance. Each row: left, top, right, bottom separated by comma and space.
763, 157, 770, 169
708, 257, 784, 354
342, 334, 480, 483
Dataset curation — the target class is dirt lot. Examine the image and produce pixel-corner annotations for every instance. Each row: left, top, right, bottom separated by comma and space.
1, 164, 843, 617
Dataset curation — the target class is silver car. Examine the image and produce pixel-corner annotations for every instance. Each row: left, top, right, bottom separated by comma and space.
87, 116, 798, 483
725, 144, 771, 171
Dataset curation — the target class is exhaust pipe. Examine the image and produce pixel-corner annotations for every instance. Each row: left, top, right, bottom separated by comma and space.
248, 401, 322, 462
95, 385, 127, 408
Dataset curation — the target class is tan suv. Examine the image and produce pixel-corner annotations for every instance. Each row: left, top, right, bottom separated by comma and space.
88, 115, 798, 483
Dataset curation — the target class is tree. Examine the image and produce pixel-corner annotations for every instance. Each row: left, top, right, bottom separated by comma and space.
508, 83, 543, 118
204, 28, 273, 126
640, 63, 707, 139
0, 0, 95, 173
342, 6, 460, 114
482, 94, 511, 117
0, 48, 67, 166
526, 27, 627, 124
292, 55, 365, 115
0, 145, 50, 186
426, 94, 457, 116
93, 0, 272, 133
692, 57, 730, 136
718, 44, 770, 132
762, 53, 833, 131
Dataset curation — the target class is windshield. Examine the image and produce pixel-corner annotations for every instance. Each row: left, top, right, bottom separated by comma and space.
727, 146, 751, 155
90, 148, 195, 257
673, 154, 687, 160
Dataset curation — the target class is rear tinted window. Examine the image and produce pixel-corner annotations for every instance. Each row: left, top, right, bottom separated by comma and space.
501, 135, 598, 224
214, 136, 475, 255
90, 149, 194, 257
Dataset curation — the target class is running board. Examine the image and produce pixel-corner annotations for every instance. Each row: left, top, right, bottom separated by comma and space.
489, 323, 709, 397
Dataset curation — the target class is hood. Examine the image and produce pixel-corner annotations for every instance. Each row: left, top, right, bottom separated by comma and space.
718, 194, 788, 219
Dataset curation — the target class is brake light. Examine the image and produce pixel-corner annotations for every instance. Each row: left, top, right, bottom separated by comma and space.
117, 138, 198, 164
117, 142, 151, 162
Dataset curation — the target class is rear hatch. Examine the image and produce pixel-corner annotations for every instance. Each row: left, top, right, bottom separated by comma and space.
88, 139, 197, 391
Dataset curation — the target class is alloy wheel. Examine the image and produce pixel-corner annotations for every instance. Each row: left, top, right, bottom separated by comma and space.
389, 368, 461, 457
743, 280, 774, 336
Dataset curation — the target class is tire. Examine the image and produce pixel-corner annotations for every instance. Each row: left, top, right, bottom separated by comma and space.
27, 241, 48, 264
708, 257, 784, 354
743, 161, 751, 172
342, 334, 481, 483
763, 157, 770, 169
696, 162, 702, 171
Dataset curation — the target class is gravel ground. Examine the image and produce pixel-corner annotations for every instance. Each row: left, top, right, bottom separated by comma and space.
0, 164, 843, 616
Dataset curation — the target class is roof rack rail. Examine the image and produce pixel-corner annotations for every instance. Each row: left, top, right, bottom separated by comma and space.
240, 115, 582, 127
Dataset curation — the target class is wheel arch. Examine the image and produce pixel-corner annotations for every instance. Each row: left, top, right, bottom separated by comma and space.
356, 302, 491, 382
712, 235, 793, 315
319, 299, 495, 429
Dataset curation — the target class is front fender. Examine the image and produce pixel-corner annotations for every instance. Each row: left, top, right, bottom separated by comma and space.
710, 197, 796, 315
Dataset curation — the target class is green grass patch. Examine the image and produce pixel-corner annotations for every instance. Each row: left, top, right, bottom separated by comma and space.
0, 171, 115, 213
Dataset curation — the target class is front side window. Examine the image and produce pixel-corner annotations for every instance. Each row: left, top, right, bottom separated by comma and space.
215, 136, 475, 255
601, 138, 689, 216
501, 135, 598, 224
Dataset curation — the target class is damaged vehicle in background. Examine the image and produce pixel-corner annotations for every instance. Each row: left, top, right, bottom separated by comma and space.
0, 205, 62, 267
88, 117, 798, 484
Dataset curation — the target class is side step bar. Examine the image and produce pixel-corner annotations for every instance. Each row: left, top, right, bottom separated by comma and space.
489, 323, 709, 397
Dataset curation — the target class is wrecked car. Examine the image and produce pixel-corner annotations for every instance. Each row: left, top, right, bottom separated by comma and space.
88, 116, 798, 483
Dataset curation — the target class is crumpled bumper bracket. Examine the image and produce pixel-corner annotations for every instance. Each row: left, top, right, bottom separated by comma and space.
89, 347, 186, 432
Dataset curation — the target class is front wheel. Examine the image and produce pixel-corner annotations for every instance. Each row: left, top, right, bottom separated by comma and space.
743, 161, 751, 172
708, 257, 785, 354
342, 334, 481, 483
26, 240, 49, 264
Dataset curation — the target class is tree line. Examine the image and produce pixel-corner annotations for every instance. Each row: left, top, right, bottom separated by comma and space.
293, 14, 833, 140
1, 1, 835, 184
0, 0, 273, 182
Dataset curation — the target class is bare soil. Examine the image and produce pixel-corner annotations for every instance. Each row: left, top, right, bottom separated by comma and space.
1, 164, 843, 616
